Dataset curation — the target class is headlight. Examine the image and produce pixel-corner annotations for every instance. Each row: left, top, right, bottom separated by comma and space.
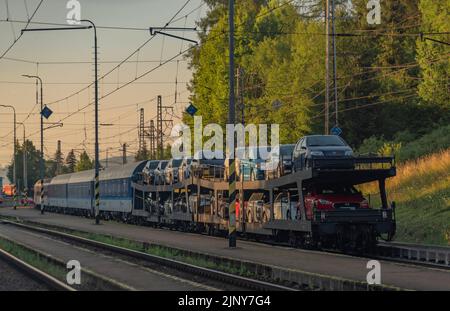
345, 150, 354, 156
310, 151, 324, 156
318, 199, 333, 205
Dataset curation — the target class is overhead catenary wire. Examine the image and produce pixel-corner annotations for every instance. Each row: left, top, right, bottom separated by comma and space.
0, 0, 197, 151
0, 0, 44, 60
2, 0, 445, 158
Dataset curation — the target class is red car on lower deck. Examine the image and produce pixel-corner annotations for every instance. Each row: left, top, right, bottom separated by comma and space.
304, 184, 370, 220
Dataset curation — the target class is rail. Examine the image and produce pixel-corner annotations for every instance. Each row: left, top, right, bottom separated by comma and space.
0, 243, 76, 291
376, 241, 450, 269
2, 219, 296, 291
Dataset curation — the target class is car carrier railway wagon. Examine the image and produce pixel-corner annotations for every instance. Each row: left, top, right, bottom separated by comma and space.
35, 155, 396, 251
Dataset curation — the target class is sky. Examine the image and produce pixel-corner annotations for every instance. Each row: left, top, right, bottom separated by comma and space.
0, 0, 205, 165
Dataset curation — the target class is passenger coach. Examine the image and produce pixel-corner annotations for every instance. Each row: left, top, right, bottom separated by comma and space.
36, 161, 147, 219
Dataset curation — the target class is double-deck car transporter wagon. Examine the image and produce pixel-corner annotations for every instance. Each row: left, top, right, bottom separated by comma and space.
130, 156, 396, 251
35, 149, 396, 251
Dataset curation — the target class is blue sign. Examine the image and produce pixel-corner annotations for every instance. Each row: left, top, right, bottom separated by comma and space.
41, 105, 53, 119
185, 103, 198, 116
331, 126, 342, 136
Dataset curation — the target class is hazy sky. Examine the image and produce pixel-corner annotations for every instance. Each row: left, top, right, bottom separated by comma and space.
0, 0, 205, 164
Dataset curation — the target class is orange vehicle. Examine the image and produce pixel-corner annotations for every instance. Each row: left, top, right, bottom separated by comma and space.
3, 184, 16, 197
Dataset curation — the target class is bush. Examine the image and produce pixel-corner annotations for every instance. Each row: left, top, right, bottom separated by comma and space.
357, 136, 386, 155
397, 125, 450, 162
356, 125, 450, 163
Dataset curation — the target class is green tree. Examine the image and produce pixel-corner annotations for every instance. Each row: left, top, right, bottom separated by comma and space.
186, 0, 447, 149
47, 147, 65, 177
75, 151, 94, 172
416, 0, 450, 109
135, 144, 150, 161
7, 139, 42, 191
66, 150, 77, 173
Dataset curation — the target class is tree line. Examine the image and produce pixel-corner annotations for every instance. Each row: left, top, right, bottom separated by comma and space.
183, 0, 449, 148
6, 140, 94, 190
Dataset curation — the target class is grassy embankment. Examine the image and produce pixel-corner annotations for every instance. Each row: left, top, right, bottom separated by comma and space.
361, 149, 450, 245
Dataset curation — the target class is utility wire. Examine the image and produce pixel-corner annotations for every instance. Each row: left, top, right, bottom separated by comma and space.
0, 0, 44, 60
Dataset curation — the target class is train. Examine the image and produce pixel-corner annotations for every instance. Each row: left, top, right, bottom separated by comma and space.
34, 147, 397, 252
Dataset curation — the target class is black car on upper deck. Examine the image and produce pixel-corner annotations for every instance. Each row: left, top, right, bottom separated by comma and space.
292, 135, 354, 171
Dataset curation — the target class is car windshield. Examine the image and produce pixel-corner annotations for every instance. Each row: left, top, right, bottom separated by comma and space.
315, 185, 359, 195
148, 162, 159, 169
307, 136, 346, 147
172, 159, 183, 167
160, 162, 168, 169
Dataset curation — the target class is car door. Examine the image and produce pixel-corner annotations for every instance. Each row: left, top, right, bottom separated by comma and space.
304, 189, 315, 220
281, 195, 289, 219
299, 138, 307, 169
274, 193, 283, 219
293, 139, 304, 170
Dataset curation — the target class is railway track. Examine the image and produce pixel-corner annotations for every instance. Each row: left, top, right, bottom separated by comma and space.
0, 245, 75, 291
374, 241, 450, 269
0, 219, 297, 291
235, 232, 450, 270
254, 238, 450, 270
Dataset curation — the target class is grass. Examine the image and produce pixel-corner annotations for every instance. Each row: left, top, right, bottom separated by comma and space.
0, 237, 68, 281
360, 149, 450, 245
357, 124, 450, 163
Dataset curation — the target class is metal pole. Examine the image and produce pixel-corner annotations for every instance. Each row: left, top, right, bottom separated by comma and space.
22, 76, 43, 213
23, 124, 27, 191
94, 23, 100, 225
13, 108, 16, 188
81, 20, 100, 225
331, 0, 338, 126
237, 67, 245, 233
39, 77, 44, 214
0, 105, 16, 191
325, 0, 330, 134
228, 0, 237, 248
